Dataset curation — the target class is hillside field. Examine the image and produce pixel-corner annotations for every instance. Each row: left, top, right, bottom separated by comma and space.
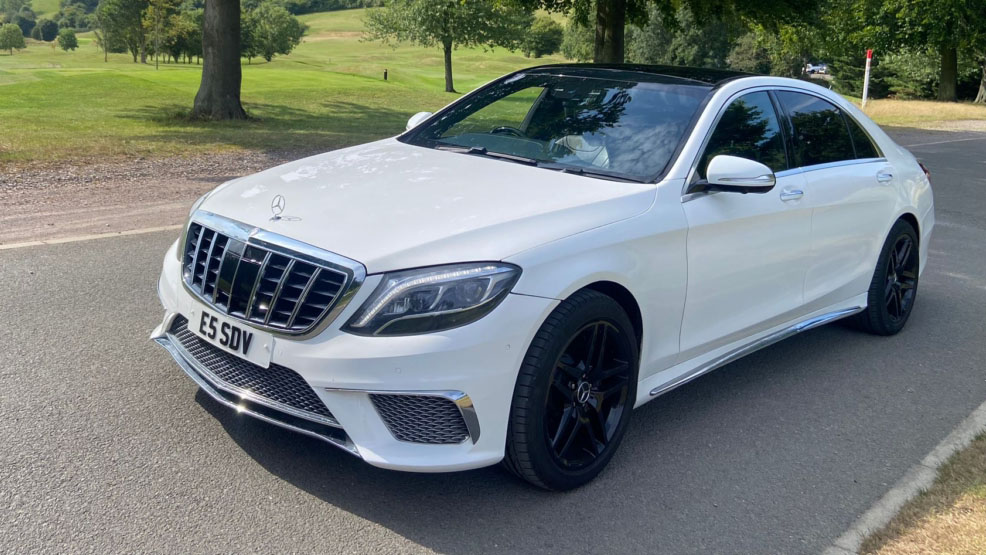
0, 8, 565, 165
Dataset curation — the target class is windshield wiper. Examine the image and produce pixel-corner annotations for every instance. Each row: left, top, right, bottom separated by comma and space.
535, 162, 643, 183
434, 145, 537, 166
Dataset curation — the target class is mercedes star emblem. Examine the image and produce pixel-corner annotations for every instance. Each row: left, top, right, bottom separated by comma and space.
270, 194, 286, 220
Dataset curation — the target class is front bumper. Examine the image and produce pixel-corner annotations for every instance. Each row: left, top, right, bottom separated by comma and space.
152, 239, 557, 472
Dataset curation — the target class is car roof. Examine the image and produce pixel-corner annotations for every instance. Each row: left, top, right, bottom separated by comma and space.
523, 63, 755, 87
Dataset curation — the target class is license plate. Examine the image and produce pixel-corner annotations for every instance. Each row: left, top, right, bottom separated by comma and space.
187, 307, 273, 368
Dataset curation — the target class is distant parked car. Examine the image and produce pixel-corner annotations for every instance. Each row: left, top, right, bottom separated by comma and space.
806, 63, 829, 74
154, 64, 934, 490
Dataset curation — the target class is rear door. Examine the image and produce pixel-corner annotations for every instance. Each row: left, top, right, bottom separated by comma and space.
774, 91, 898, 311
679, 91, 812, 360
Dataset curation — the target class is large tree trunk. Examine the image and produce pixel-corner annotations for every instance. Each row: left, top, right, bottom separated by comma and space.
975, 58, 986, 104
938, 44, 957, 102
192, 0, 247, 120
443, 38, 455, 93
594, 0, 626, 64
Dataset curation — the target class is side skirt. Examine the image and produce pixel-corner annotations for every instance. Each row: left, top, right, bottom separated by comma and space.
639, 303, 864, 405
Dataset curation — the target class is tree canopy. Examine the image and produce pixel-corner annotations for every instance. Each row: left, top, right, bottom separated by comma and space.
365, 0, 533, 92
0, 21, 24, 53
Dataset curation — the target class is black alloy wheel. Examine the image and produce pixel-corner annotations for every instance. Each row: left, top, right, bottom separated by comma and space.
885, 234, 918, 322
545, 321, 632, 471
854, 219, 920, 335
503, 290, 638, 490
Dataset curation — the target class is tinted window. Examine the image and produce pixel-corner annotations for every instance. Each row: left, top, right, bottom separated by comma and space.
403, 73, 710, 182
699, 91, 787, 178
845, 115, 880, 159
776, 91, 855, 167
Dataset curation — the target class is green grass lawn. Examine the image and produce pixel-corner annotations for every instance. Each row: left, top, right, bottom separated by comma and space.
0, 8, 566, 165
30, 0, 61, 18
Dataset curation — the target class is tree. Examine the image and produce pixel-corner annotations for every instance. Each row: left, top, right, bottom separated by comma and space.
887, 0, 986, 101
57, 27, 77, 50
0, 22, 24, 53
12, 6, 35, 36
365, 0, 533, 93
522, 14, 563, 58
521, 0, 817, 64
34, 16, 56, 40
626, 4, 740, 68
244, 1, 304, 62
98, 0, 148, 62
728, 33, 771, 74
144, 0, 179, 69
191, 0, 248, 119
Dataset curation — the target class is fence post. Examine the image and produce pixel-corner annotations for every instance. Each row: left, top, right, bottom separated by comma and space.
862, 49, 873, 109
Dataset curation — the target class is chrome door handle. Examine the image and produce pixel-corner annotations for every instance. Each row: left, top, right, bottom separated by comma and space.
877, 171, 894, 183
780, 189, 804, 201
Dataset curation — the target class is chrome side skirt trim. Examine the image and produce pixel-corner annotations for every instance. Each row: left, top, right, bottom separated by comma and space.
154, 336, 360, 457
325, 387, 481, 444
649, 306, 863, 397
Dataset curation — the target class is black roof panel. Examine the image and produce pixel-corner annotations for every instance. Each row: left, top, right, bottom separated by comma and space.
523, 63, 755, 86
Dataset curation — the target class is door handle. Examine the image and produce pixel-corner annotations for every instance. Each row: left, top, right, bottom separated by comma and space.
780, 189, 804, 201
877, 171, 894, 183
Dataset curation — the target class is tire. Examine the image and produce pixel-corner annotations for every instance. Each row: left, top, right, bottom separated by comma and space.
853, 219, 920, 335
503, 290, 639, 491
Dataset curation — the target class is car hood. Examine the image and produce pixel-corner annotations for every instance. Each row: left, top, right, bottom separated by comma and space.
201, 139, 656, 273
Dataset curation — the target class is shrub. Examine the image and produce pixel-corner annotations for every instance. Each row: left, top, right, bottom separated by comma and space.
522, 15, 563, 59
36, 17, 57, 41
560, 19, 593, 62
57, 27, 77, 50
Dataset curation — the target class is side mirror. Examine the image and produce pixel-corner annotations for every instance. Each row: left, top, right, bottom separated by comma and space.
406, 111, 433, 131
690, 155, 776, 194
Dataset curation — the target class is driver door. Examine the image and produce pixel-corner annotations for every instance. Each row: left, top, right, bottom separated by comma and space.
678, 90, 811, 360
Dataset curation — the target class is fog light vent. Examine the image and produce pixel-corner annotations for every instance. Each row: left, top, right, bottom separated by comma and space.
369, 394, 469, 444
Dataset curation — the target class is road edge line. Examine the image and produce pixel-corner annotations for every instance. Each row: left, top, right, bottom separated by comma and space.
0, 225, 182, 251
821, 398, 986, 555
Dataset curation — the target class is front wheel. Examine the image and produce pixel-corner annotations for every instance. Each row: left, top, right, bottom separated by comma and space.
854, 219, 920, 335
503, 290, 638, 491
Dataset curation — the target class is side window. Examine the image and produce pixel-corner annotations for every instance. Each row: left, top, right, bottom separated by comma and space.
845, 115, 880, 159
776, 91, 855, 167
699, 91, 787, 178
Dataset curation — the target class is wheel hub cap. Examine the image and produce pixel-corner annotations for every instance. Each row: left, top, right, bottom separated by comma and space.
575, 381, 592, 404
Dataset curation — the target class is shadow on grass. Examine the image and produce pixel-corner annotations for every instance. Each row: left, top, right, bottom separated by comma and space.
118, 100, 411, 154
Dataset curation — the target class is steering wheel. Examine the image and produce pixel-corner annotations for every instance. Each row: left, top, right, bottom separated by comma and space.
490, 126, 526, 138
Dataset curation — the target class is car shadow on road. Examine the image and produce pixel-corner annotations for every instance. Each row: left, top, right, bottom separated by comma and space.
191, 312, 940, 554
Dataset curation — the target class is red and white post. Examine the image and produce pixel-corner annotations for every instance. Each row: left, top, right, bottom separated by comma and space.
861, 49, 873, 109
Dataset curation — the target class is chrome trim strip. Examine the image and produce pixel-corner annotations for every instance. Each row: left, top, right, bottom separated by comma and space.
287, 268, 321, 329
798, 157, 887, 174
164, 328, 344, 429
649, 306, 863, 397
181, 211, 368, 340
244, 251, 271, 320
264, 259, 295, 326
154, 335, 359, 457
326, 388, 481, 444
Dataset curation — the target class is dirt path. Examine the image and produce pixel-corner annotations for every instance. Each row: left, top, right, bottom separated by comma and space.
0, 150, 318, 246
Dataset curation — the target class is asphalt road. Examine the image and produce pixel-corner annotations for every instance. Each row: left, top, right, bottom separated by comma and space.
2, 128, 985, 554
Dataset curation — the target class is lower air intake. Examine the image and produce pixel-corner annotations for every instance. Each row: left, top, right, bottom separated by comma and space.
369, 394, 470, 444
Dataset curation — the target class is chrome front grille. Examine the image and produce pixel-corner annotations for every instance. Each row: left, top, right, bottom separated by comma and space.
182, 213, 364, 336
169, 315, 337, 425
369, 394, 470, 444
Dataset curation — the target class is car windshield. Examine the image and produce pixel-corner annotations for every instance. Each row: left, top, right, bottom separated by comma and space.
401, 72, 711, 182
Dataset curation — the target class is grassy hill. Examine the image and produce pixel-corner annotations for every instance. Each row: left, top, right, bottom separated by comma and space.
30, 0, 61, 18
0, 8, 567, 165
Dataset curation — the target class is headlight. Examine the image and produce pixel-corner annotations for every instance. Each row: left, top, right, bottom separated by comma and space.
342, 263, 521, 336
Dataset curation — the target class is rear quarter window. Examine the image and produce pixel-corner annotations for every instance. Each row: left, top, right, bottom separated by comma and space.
776, 91, 855, 167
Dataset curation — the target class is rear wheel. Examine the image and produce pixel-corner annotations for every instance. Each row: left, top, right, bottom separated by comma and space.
854, 219, 920, 335
503, 290, 638, 491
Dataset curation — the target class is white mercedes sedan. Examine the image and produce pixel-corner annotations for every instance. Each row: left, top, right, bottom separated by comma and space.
153, 64, 934, 490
